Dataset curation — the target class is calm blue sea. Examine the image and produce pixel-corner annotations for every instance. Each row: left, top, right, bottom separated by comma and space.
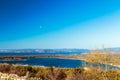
0, 57, 84, 68
0, 53, 83, 68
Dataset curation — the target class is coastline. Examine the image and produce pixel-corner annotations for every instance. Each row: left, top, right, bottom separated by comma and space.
0, 54, 120, 69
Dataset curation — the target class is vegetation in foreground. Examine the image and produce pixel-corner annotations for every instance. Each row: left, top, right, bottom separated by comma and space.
0, 63, 120, 80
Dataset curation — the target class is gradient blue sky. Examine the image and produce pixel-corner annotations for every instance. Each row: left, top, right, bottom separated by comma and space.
0, 0, 120, 49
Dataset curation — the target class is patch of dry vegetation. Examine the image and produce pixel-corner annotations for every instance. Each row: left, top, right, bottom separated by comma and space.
84, 50, 120, 68
0, 64, 120, 80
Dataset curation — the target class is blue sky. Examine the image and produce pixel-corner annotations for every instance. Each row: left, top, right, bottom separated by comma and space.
0, 0, 120, 49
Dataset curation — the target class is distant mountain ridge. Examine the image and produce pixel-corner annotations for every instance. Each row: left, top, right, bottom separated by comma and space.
1, 47, 120, 54
0, 49, 90, 54
104, 47, 120, 52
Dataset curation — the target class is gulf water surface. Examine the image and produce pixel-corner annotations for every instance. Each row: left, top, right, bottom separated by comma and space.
0, 58, 84, 68
0, 53, 84, 68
